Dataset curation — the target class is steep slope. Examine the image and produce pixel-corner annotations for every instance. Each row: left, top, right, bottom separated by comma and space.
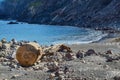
0, 0, 120, 30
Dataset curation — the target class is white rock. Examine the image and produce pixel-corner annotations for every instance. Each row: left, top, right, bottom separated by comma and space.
49, 73, 55, 79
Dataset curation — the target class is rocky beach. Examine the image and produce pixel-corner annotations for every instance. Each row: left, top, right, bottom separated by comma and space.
0, 0, 120, 80
0, 37, 120, 80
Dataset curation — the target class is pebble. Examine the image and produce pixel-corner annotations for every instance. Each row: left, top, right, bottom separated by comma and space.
1, 38, 7, 43
33, 66, 43, 70
85, 49, 97, 56
10, 64, 18, 68
47, 61, 59, 71
81, 60, 86, 63
106, 50, 112, 54
11, 74, 19, 79
57, 75, 64, 80
76, 50, 84, 59
11, 38, 17, 45
49, 73, 55, 79
65, 53, 73, 60
113, 76, 120, 80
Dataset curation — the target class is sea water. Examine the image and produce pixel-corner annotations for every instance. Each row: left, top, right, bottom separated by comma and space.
0, 20, 107, 45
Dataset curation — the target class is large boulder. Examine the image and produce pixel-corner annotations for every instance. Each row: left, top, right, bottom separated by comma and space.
16, 42, 43, 67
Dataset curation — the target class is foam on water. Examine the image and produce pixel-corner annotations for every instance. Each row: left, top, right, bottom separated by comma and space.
0, 20, 108, 45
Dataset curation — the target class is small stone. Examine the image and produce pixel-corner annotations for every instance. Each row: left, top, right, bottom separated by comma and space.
65, 53, 73, 60
24, 73, 28, 75
2, 62, 10, 66
49, 73, 55, 79
47, 62, 59, 72
72, 55, 77, 59
57, 75, 64, 80
11, 74, 19, 79
81, 60, 86, 63
1, 38, 7, 43
106, 50, 112, 54
113, 76, 120, 80
0, 51, 6, 57
76, 50, 84, 59
85, 49, 97, 56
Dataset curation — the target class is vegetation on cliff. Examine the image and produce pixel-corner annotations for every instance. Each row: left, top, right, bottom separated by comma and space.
0, 0, 120, 30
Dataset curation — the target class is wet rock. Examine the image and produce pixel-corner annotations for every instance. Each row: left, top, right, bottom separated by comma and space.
2, 44, 7, 49
57, 75, 64, 80
3, 79, 8, 80
1, 62, 11, 66
0, 51, 6, 57
76, 50, 84, 59
85, 49, 97, 56
0, 42, 2, 49
32, 66, 44, 70
81, 59, 86, 63
43, 67, 49, 71
106, 57, 113, 62
2, 43, 10, 50
103, 65, 109, 69
55, 70, 64, 77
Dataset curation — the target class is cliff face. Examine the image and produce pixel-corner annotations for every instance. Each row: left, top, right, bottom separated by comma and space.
1, 0, 120, 29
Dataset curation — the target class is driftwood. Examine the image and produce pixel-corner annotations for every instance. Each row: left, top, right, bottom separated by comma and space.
16, 42, 43, 67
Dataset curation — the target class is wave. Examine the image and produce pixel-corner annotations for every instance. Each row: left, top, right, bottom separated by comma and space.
52, 31, 108, 45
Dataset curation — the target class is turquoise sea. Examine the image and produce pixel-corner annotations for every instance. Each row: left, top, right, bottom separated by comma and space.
0, 20, 107, 45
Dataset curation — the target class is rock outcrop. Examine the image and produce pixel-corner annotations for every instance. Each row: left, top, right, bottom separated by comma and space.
0, 0, 120, 30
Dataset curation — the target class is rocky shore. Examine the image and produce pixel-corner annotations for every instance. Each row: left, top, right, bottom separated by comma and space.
0, 37, 120, 80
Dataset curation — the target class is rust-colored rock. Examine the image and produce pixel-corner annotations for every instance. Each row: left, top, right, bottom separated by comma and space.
16, 42, 43, 67
57, 44, 72, 53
